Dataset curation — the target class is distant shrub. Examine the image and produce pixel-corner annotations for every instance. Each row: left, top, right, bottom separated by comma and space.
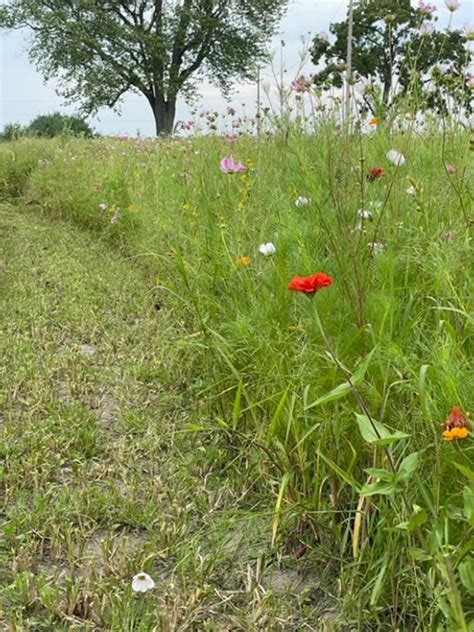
0, 122, 25, 141
28, 112, 94, 138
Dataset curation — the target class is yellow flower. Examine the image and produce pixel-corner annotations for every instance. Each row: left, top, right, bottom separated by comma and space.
442, 427, 469, 441
369, 116, 380, 126
182, 202, 190, 210
236, 256, 251, 267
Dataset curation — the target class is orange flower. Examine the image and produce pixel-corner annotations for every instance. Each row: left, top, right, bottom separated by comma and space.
442, 427, 469, 441
442, 405, 469, 441
236, 255, 251, 266
369, 116, 380, 126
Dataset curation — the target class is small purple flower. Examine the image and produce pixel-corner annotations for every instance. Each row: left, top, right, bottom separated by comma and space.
219, 156, 246, 174
445, 163, 456, 173
291, 75, 312, 94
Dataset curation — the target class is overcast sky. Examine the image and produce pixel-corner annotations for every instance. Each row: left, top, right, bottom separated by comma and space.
1, 0, 472, 135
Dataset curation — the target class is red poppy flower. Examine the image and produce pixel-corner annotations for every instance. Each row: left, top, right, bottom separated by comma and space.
288, 272, 333, 294
367, 166, 385, 181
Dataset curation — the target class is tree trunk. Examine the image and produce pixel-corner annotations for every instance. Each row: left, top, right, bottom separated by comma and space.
148, 94, 176, 135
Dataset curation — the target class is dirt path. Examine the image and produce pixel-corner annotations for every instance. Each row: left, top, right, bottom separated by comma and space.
0, 204, 335, 631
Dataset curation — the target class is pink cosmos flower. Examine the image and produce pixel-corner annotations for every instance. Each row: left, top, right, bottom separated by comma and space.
444, 0, 460, 11
420, 20, 435, 34
219, 156, 246, 174
418, 1, 437, 13
464, 24, 474, 40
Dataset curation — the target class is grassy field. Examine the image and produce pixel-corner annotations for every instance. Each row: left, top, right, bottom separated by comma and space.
0, 122, 473, 630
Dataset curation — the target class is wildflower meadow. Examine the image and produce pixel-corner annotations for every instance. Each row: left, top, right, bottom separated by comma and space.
0, 107, 472, 628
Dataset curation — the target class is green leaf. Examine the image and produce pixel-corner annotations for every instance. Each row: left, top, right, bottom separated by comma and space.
355, 413, 410, 446
365, 467, 395, 482
418, 364, 430, 417
397, 452, 419, 482
464, 485, 474, 525
272, 472, 290, 547
304, 347, 377, 411
453, 462, 474, 481
459, 558, 474, 595
304, 380, 351, 410
409, 548, 432, 562
397, 507, 428, 531
352, 346, 378, 384
266, 388, 290, 441
361, 480, 398, 497
231, 378, 243, 431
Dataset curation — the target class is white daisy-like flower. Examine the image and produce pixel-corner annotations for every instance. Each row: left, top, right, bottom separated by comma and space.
368, 241, 387, 254
295, 196, 311, 207
386, 150, 406, 166
406, 185, 417, 195
357, 208, 373, 220
132, 572, 155, 593
258, 242, 276, 256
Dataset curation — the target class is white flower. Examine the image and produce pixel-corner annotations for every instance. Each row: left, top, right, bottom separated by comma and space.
445, 0, 460, 11
258, 242, 276, 256
368, 241, 386, 254
132, 573, 155, 593
386, 150, 406, 166
295, 196, 311, 207
406, 185, 417, 195
357, 208, 373, 220
353, 76, 371, 95
99, 202, 108, 211
110, 211, 120, 224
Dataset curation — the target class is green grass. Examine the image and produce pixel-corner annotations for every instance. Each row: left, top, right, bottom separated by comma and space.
0, 121, 473, 630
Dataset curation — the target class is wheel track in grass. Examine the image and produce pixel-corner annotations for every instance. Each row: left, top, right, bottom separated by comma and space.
0, 203, 338, 630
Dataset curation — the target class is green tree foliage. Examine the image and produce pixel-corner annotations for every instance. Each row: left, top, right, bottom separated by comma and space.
310, 0, 472, 116
28, 112, 95, 137
0, 123, 25, 141
0, 1, 287, 135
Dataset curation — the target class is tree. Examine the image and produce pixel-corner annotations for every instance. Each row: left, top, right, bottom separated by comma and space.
310, 0, 472, 117
28, 112, 95, 137
0, 1, 287, 135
